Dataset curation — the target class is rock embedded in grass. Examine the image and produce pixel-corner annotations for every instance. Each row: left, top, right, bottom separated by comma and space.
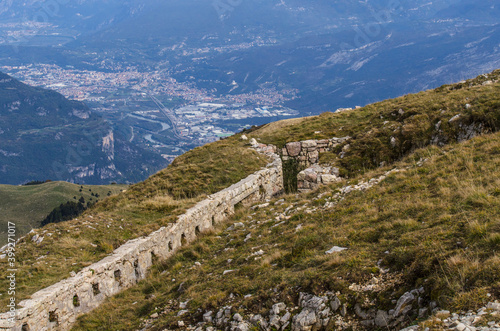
325, 246, 348, 254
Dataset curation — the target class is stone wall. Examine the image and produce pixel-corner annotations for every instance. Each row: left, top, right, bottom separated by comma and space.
281, 137, 350, 167
0, 148, 282, 331
280, 137, 349, 191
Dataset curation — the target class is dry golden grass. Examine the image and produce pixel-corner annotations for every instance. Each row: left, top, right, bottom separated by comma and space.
74, 131, 500, 330
255, 116, 316, 137
0, 136, 268, 308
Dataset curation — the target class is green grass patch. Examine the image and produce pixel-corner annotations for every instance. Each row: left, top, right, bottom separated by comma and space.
0, 181, 126, 246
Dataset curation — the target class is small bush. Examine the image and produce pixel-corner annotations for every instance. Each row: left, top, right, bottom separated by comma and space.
451, 288, 488, 311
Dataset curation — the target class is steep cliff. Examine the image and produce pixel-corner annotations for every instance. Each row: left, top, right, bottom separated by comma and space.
0, 72, 167, 184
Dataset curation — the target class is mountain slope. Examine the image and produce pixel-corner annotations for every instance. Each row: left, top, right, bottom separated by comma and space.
72, 70, 500, 330
0, 138, 268, 308
0, 72, 167, 184
74, 130, 500, 330
0, 181, 126, 246
1, 70, 499, 329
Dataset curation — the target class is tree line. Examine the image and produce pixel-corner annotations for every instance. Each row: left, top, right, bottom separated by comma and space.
41, 196, 93, 226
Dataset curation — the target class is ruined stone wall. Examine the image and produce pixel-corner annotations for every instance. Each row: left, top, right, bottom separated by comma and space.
280, 137, 350, 191
0, 150, 282, 331
281, 137, 350, 167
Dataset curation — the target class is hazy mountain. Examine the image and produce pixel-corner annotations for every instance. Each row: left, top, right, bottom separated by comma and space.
72, 0, 500, 111
195, 23, 500, 111
0, 72, 167, 185
1, 0, 498, 113
0, 0, 154, 38
4, 0, 493, 48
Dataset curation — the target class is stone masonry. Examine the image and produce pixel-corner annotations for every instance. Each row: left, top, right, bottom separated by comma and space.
0, 146, 283, 331
280, 137, 350, 191
281, 137, 350, 167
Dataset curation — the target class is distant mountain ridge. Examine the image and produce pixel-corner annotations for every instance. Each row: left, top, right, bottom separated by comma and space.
0, 72, 167, 185
69, 0, 500, 112
1, 1, 499, 114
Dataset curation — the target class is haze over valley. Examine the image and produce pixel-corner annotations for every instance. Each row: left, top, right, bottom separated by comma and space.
1, 0, 499, 183
1, 2, 500, 330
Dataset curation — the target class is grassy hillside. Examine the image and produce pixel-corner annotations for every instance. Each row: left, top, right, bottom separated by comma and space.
0, 139, 268, 308
3, 70, 499, 329
0, 181, 127, 246
73, 130, 500, 330
70, 70, 500, 329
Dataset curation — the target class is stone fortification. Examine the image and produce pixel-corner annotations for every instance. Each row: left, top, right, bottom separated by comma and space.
0, 147, 282, 331
281, 137, 349, 167
297, 164, 342, 192
279, 137, 350, 191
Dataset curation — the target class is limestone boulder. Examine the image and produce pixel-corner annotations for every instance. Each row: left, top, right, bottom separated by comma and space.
330, 167, 340, 176
292, 293, 331, 331
292, 309, 317, 331
321, 174, 341, 184
286, 142, 302, 157
298, 168, 318, 183
316, 139, 329, 147
308, 150, 319, 163
393, 292, 415, 317
301, 140, 317, 149
305, 170, 318, 183
375, 310, 391, 327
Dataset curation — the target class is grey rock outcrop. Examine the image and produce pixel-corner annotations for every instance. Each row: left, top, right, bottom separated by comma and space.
183, 285, 434, 330
400, 300, 500, 330
297, 164, 341, 192
291, 293, 341, 331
